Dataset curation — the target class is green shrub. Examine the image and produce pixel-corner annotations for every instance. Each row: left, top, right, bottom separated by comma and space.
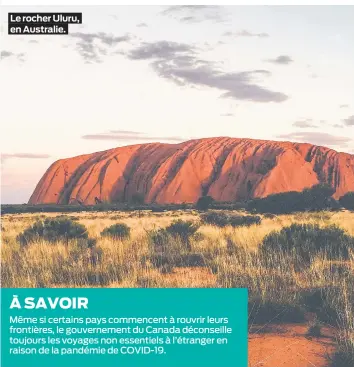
17, 217, 88, 246
228, 215, 261, 227
100, 223, 130, 240
148, 220, 200, 253
147, 227, 204, 272
131, 193, 145, 204
248, 184, 337, 214
148, 229, 171, 249
330, 347, 354, 367
201, 212, 261, 227
165, 220, 200, 241
307, 320, 322, 337
196, 196, 214, 211
201, 212, 229, 227
302, 183, 336, 210
77, 237, 97, 249
260, 224, 354, 266
339, 192, 354, 211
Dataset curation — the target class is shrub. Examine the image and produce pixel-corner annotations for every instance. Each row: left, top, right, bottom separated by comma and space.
330, 347, 354, 367
17, 217, 88, 246
339, 192, 354, 211
228, 215, 261, 227
131, 193, 145, 204
302, 184, 336, 210
148, 229, 171, 249
260, 224, 354, 266
307, 320, 322, 337
100, 223, 130, 240
151, 207, 166, 213
147, 226, 204, 272
77, 237, 97, 249
201, 212, 229, 227
201, 212, 261, 227
248, 184, 337, 214
196, 196, 214, 211
148, 220, 200, 253
165, 220, 200, 242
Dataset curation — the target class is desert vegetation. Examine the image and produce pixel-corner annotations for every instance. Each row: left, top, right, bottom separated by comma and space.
1, 208, 354, 365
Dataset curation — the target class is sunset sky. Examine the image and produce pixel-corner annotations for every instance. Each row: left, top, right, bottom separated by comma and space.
1, 5, 354, 204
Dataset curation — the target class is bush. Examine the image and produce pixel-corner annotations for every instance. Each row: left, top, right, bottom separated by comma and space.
196, 196, 214, 211
17, 217, 88, 246
77, 237, 97, 249
201, 212, 229, 227
260, 224, 354, 266
148, 229, 171, 249
165, 220, 200, 242
100, 223, 130, 240
330, 348, 354, 367
302, 184, 336, 210
201, 212, 261, 227
149, 220, 200, 253
248, 184, 337, 214
307, 320, 322, 337
131, 193, 145, 204
228, 215, 261, 227
147, 224, 204, 272
339, 192, 354, 211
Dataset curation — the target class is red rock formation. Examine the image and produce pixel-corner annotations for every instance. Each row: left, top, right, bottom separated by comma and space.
28, 137, 354, 204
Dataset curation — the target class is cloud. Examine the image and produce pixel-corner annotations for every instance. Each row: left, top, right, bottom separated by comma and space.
129, 41, 193, 60
1, 50, 25, 62
128, 41, 288, 103
339, 104, 349, 108
276, 132, 351, 148
266, 55, 293, 65
69, 32, 131, 63
137, 23, 148, 27
82, 130, 186, 142
1, 153, 50, 163
1, 50, 14, 59
333, 124, 344, 128
343, 115, 354, 126
292, 119, 318, 128
161, 5, 226, 24
223, 30, 269, 38
109, 130, 145, 135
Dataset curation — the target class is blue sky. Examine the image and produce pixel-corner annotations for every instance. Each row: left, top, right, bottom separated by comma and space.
1, 5, 353, 204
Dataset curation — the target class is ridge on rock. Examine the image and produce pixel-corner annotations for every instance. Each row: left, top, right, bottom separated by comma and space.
29, 137, 354, 204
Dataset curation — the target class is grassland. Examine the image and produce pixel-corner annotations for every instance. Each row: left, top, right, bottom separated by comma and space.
1, 209, 353, 366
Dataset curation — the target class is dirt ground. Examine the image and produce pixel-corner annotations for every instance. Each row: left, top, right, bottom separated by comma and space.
249, 324, 336, 367
161, 268, 337, 366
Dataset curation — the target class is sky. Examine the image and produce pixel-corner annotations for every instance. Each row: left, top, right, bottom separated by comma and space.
1, 5, 354, 204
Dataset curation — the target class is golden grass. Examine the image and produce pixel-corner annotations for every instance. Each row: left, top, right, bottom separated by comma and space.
1, 209, 354, 365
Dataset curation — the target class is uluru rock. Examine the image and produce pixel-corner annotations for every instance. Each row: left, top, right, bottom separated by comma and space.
28, 137, 354, 204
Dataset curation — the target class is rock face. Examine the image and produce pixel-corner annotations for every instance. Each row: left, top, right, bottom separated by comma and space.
29, 137, 354, 204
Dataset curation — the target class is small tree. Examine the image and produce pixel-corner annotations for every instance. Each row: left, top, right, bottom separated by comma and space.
201, 212, 230, 227
101, 223, 130, 240
248, 184, 336, 214
302, 184, 335, 210
339, 192, 354, 211
149, 220, 201, 251
165, 220, 200, 242
17, 217, 88, 246
196, 196, 214, 211
201, 212, 261, 227
260, 224, 354, 267
131, 193, 145, 205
